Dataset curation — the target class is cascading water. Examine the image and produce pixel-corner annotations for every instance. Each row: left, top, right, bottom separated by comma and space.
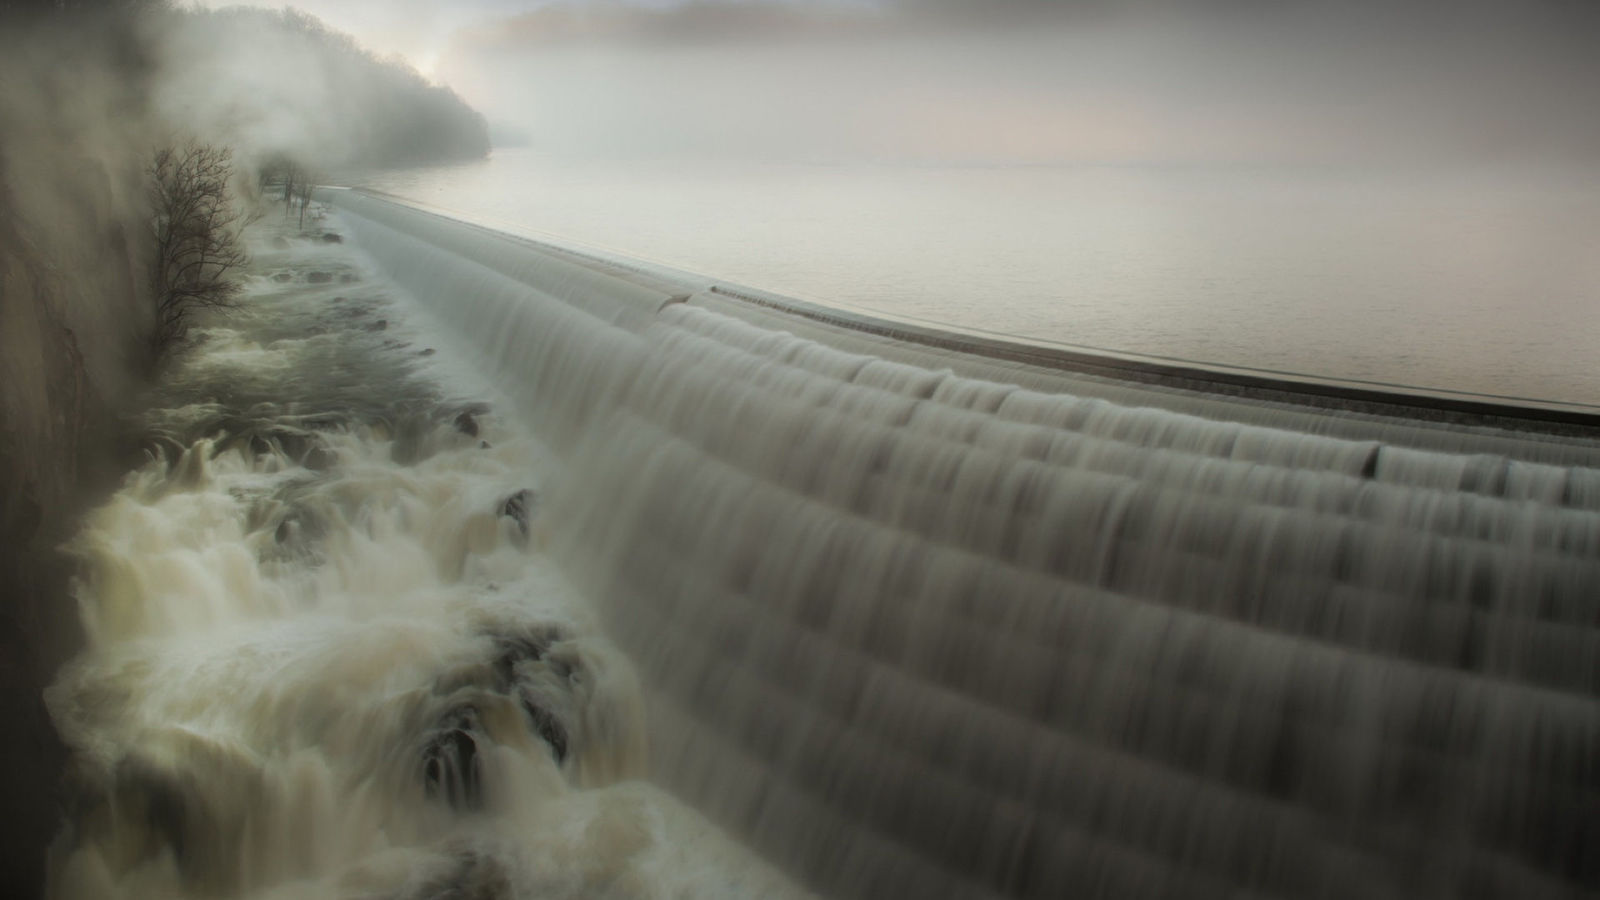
43, 213, 804, 900
45, 190, 1598, 900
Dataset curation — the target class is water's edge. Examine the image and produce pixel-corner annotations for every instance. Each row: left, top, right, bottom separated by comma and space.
338, 187, 1600, 438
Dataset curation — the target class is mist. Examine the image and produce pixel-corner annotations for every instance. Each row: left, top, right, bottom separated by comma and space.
0, 4, 485, 893
436, 0, 1600, 166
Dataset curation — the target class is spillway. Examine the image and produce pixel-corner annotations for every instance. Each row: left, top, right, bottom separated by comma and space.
323, 190, 1600, 900
49, 190, 1599, 900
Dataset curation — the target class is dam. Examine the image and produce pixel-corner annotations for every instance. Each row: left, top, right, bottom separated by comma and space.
46, 190, 1599, 900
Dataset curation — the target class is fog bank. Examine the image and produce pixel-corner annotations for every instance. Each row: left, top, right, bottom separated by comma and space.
438, 0, 1600, 165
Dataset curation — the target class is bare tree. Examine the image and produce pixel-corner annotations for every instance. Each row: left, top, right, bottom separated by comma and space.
148, 142, 249, 353
280, 160, 300, 216
295, 170, 319, 230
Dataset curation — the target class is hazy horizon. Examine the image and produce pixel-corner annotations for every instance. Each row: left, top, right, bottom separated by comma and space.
192, 0, 1600, 168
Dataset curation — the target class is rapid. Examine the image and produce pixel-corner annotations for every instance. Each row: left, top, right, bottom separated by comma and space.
44, 207, 800, 900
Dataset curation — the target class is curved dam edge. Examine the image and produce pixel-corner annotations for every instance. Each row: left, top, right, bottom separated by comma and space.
320, 186, 1600, 900
322, 187, 1600, 464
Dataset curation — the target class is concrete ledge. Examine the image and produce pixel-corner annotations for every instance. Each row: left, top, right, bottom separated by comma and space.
702, 282, 1600, 437
330, 188, 1600, 440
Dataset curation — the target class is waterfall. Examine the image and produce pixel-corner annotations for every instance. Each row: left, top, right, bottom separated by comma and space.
46, 189, 1597, 900
43, 207, 800, 900
332, 191, 1599, 900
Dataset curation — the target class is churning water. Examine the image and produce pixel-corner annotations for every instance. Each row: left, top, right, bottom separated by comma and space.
45, 191, 1600, 900
44, 214, 802, 900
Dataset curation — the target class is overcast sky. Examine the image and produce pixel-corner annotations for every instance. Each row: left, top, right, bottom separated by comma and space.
200, 1, 1600, 165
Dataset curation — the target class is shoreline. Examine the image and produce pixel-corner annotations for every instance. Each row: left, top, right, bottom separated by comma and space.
332, 187, 1600, 447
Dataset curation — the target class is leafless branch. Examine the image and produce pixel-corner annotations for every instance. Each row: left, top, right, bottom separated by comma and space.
148, 142, 248, 353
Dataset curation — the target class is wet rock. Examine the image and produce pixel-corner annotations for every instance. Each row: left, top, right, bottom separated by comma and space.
499, 489, 536, 537
453, 411, 479, 437
490, 630, 562, 689
140, 433, 189, 467
273, 431, 310, 461
114, 760, 192, 863
108, 732, 260, 889
405, 852, 511, 900
272, 272, 292, 283
301, 445, 337, 472
302, 416, 344, 432
419, 348, 436, 357
489, 630, 571, 764
270, 510, 324, 550
366, 319, 388, 332
306, 271, 333, 284
422, 707, 483, 810
321, 232, 343, 243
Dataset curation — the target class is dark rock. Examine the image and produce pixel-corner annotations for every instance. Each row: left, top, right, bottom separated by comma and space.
303, 416, 343, 432
479, 441, 491, 450
365, 319, 388, 332
499, 489, 536, 536
419, 348, 436, 357
141, 434, 188, 466
272, 272, 292, 283
301, 445, 337, 472
488, 631, 571, 764
306, 271, 333, 284
113, 760, 191, 863
490, 631, 560, 689
422, 707, 482, 810
270, 511, 323, 549
453, 411, 479, 437
521, 699, 568, 764
274, 431, 310, 461
321, 232, 343, 243
1361, 446, 1380, 479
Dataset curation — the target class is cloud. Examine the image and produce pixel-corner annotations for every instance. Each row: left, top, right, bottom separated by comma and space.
435, 0, 1600, 165
453, 1, 886, 52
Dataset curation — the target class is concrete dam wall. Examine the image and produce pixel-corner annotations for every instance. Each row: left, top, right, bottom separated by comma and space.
328, 189, 1600, 900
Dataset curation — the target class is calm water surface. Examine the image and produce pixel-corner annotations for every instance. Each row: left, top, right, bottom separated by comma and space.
359, 150, 1600, 405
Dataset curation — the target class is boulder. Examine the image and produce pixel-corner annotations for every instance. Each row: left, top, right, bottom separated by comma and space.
421, 707, 482, 810
499, 489, 537, 536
